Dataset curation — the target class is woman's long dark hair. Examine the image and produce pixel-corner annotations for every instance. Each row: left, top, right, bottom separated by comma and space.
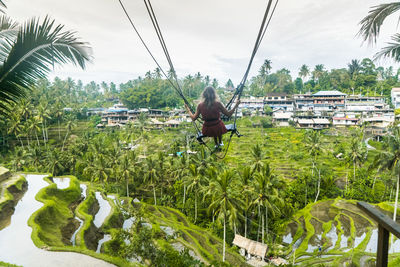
202, 86, 219, 108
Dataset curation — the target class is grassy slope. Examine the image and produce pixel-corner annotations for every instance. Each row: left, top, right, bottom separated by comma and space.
138, 203, 249, 266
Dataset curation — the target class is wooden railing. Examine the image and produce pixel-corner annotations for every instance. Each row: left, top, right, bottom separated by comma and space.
357, 201, 400, 267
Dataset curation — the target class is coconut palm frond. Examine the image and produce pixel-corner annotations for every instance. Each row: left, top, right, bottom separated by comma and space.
0, 1, 6, 14
358, 2, 400, 44
0, 15, 18, 41
0, 16, 92, 113
374, 33, 400, 62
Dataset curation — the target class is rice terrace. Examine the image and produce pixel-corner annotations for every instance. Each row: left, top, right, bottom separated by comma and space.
2, 0, 400, 266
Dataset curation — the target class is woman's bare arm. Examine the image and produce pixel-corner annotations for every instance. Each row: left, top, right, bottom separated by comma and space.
218, 100, 240, 117
185, 104, 200, 121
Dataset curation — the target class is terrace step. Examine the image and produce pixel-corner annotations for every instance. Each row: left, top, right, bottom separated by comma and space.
0, 167, 11, 183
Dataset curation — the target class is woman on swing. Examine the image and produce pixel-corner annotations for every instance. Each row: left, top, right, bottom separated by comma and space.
185, 86, 240, 150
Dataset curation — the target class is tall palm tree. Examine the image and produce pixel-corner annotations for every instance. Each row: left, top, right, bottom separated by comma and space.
144, 157, 159, 205
250, 143, 266, 173
239, 166, 254, 238
298, 64, 310, 81
0, 15, 91, 113
373, 127, 400, 222
184, 163, 203, 223
203, 169, 242, 262
348, 59, 361, 80
347, 137, 367, 179
61, 116, 76, 151
252, 164, 283, 244
359, 2, 400, 61
118, 152, 136, 197
304, 130, 322, 203
312, 64, 325, 84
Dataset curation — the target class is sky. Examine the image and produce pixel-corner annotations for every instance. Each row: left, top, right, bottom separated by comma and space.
5, 0, 399, 86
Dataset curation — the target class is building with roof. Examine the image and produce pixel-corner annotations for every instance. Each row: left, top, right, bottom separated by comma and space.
239, 97, 265, 111
332, 113, 359, 127
312, 90, 347, 111
264, 93, 294, 111
391, 88, 400, 109
232, 234, 268, 259
272, 111, 293, 127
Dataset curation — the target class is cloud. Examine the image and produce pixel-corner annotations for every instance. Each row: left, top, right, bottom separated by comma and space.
5, 0, 399, 85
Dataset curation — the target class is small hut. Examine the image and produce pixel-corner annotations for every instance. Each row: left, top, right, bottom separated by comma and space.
232, 234, 268, 259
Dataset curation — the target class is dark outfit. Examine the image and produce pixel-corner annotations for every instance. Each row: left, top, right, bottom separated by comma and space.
198, 102, 227, 137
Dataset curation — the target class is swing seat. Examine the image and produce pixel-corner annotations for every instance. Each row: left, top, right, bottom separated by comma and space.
196, 124, 241, 144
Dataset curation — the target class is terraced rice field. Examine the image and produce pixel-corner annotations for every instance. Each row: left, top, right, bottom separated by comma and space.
283, 198, 400, 266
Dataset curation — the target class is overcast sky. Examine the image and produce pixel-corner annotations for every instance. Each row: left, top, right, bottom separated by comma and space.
6, 0, 399, 86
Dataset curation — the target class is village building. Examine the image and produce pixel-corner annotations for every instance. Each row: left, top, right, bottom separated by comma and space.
102, 103, 129, 125
264, 93, 294, 111
239, 97, 265, 111
311, 90, 347, 111
293, 93, 314, 111
332, 113, 359, 127
391, 88, 400, 109
272, 110, 293, 127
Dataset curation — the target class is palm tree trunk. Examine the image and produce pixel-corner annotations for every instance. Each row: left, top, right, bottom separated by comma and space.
257, 203, 261, 242
315, 168, 321, 203
195, 193, 197, 223
223, 211, 226, 262
262, 210, 265, 244
126, 178, 129, 198
244, 209, 247, 238
353, 161, 356, 179
153, 185, 157, 205
265, 205, 268, 238
35, 132, 40, 146
42, 126, 46, 143
58, 119, 61, 140
183, 185, 186, 206
393, 173, 399, 222
62, 130, 69, 151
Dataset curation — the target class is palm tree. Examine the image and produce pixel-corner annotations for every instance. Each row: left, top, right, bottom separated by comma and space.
359, 2, 400, 61
348, 59, 361, 80
298, 64, 310, 81
62, 116, 76, 151
184, 164, 203, 223
45, 147, 64, 176
250, 143, 266, 173
373, 127, 400, 223
239, 166, 254, 238
118, 152, 136, 198
347, 137, 367, 179
312, 64, 325, 84
0, 15, 91, 113
144, 157, 159, 205
84, 153, 111, 185
252, 164, 283, 244
304, 130, 322, 203
203, 169, 242, 262
37, 101, 51, 143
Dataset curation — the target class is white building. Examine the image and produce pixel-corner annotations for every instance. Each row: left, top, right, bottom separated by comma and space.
272, 111, 293, 127
392, 88, 400, 109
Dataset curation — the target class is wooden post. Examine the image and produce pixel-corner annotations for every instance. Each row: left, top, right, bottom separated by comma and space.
358, 201, 400, 267
376, 225, 389, 267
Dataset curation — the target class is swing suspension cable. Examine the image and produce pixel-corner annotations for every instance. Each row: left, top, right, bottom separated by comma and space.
117, 0, 201, 134
226, 0, 279, 111
117, 0, 190, 110
141, 0, 202, 134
